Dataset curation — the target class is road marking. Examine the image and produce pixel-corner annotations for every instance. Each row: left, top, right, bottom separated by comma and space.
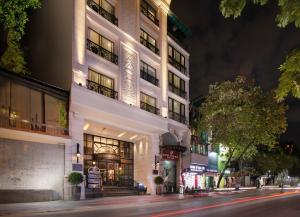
150, 191, 300, 217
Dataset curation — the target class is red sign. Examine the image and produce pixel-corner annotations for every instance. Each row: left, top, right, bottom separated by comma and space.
162, 149, 179, 160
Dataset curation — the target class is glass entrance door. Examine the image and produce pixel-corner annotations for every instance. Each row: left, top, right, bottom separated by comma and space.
97, 161, 119, 186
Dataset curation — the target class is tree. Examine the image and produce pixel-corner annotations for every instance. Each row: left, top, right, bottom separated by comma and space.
0, 0, 41, 75
219, 0, 300, 101
198, 76, 287, 187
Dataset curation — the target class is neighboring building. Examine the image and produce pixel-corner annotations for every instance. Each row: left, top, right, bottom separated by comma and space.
0, 69, 71, 203
182, 96, 218, 191
20, 0, 191, 197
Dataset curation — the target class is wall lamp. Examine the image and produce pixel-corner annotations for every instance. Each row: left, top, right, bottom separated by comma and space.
76, 143, 81, 163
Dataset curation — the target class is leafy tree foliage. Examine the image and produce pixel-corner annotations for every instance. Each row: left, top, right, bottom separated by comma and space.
198, 76, 287, 187
219, 0, 300, 101
0, 0, 40, 74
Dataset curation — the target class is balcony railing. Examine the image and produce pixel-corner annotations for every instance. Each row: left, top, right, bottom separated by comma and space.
87, 80, 118, 99
87, 39, 118, 65
168, 84, 187, 99
168, 111, 186, 124
140, 37, 159, 55
0, 115, 69, 138
168, 57, 187, 75
141, 4, 159, 26
140, 102, 160, 115
140, 70, 159, 86
87, 0, 118, 26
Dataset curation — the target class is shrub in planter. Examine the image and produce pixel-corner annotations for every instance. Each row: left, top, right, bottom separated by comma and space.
154, 176, 164, 195
68, 172, 84, 200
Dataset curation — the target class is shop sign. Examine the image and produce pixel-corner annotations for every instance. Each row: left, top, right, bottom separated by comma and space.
72, 164, 83, 172
87, 166, 101, 189
162, 149, 179, 160
190, 164, 207, 173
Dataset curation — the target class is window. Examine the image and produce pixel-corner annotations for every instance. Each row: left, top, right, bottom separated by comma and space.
168, 98, 186, 124
0, 74, 68, 136
168, 71, 186, 98
140, 29, 159, 54
87, 0, 118, 25
191, 136, 208, 155
141, 0, 159, 25
168, 45, 186, 74
87, 28, 118, 64
140, 61, 158, 86
87, 69, 117, 99
140, 92, 159, 115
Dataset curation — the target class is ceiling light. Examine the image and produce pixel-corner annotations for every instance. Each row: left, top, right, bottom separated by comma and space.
83, 123, 90, 131
129, 135, 138, 140
118, 132, 127, 138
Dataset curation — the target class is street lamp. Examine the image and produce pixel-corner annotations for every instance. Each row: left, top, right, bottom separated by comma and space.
76, 143, 81, 163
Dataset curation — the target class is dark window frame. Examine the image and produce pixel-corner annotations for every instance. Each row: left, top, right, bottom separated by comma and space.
168, 45, 187, 75
87, 28, 118, 64
168, 71, 186, 98
168, 97, 186, 124
140, 60, 159, 86
140, 0, 159, 26
87, 0, 118, 25
140, 29, 159, 55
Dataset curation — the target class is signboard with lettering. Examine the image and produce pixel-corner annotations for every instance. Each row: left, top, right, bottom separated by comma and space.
87, 166, 101, 189
190, 164, 207, 173
162, 149, 179, 160
72, 164, 83, 172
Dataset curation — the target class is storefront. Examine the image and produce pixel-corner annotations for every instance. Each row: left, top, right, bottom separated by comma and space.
84, 134, 134, 187
160, 133, 187, 193
182, 164, 207, 191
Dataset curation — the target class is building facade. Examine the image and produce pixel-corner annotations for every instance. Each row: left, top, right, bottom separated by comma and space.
0, 69, 71, 203
182, 96, 219, 191
20, 0, 191, 197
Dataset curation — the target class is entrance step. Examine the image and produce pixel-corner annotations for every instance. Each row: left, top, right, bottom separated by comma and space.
102, 186, 136, 197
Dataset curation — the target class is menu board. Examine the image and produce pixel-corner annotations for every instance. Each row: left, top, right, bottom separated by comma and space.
87, 166, 101, 189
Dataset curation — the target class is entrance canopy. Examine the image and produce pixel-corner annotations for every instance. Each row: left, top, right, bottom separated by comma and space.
161, 132, 187, 153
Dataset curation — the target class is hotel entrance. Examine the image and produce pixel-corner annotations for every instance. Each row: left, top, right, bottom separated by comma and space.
84, 134, 134, 187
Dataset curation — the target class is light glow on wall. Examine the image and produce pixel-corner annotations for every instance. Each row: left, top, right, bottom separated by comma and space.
74, 0, 86, 65
73, 69, 86, 86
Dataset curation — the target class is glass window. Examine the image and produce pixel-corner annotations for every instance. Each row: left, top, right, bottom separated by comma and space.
88, 69, 114, 89
11, 83, 30, 121
101, 0, 114, 14
140, 61, 156, 77
45, 94, 62, 127
101, 36, 113, 52
169, 98, 185, 117
141, 92, 156, 107
0, 77, 10, 117
89, 29, 99, 44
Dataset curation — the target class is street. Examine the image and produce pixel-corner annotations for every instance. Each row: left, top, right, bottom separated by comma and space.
0, 190, 299, 217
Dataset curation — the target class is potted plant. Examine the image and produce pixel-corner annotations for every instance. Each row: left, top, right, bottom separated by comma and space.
154, 176, 164, 195
68, 172, 84, 200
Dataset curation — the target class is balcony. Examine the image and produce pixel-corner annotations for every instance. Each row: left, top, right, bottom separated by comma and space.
140, 69, 159, 86
87, 39, 118, 65
140, 37, 159, 55
168, 57, 187, 75
140, 102, 160, 115
87, 0, 118, 26
169, 84, 187, 99
0, 115, 68, 138
141, 3, 159, 26
87, 80, 118, 99
168, 111, 186, 124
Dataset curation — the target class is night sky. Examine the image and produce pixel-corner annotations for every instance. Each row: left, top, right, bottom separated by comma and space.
171, 0, 300, 144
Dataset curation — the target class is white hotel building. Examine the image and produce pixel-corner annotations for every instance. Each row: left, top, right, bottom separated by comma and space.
2, 0, 192, 199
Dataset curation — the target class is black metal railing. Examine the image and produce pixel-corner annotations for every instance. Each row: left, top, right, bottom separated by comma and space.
140, 101, 160, 115
87, 0, 118, 26
0, 115, 69, 137
87, 80, 118, 99
87, 39, 118, 65
168, 111, 186, 124
168, 84, 187, 99
140, 37, 159, 55
141, 4, 159, 26
140, 70, 159, 86
168, 56, 187, 75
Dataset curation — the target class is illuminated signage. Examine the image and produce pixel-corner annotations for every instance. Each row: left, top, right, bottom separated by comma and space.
190, 164, 206, 173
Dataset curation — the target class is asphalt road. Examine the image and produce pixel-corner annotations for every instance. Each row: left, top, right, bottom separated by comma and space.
1, 190, 300, 217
